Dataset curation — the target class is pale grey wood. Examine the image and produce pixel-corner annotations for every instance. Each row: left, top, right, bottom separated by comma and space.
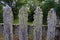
46, 8, 57, 40
33, 7, 43, 40
55, 0, 59, 3
3, 5, 13, 40
19, 6, 28, 40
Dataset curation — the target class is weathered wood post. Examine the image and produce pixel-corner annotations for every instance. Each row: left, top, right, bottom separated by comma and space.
33, 7, 43, 40
55, 0, 59, 3
3, 5, 13, 40
19, 6, 28, 40
46, 8, 57, 40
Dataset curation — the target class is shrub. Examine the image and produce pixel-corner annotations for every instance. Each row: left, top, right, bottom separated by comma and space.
0, 5, 3, 23
40, 0, 56, 24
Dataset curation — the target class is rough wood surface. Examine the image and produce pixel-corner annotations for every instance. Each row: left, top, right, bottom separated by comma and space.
19, 6, 28, 40
33, 7, 43, 40
3, 5, 13, 40
46, 8, 57, 40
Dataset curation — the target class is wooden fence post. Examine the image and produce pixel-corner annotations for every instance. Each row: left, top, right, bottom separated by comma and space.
19, 6, 28, 40
46, 8, 57, 40
33, 7, 43, 40
3, 5, 13, 40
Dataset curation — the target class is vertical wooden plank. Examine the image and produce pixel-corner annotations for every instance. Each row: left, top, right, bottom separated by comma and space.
46, 8, 57, 40
19, 6, 28, 40
33, 7, 43, 40
3, 5, 13, 40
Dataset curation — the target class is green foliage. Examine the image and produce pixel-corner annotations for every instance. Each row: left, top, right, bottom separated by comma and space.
28, 10, 35, 22
0, 0, 60, 24
0, 0, 40, 23
59, 0, 60, 3
40, 0, 55, 15
27, 0, 40, 22
2, 0, 13, 6
0, 5, 3, 23
40, 0, 56, 24
54, 4, 60, 17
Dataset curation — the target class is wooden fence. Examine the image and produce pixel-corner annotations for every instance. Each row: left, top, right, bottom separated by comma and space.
2, 5, 60, 40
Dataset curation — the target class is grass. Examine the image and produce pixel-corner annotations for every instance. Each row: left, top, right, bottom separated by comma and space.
13, 18, 33, 26
0, 34, 46, 40
13, 19, 19, 25
0, 34, 4, 40
28, 22, 33, 26
0, 34, 19, 40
